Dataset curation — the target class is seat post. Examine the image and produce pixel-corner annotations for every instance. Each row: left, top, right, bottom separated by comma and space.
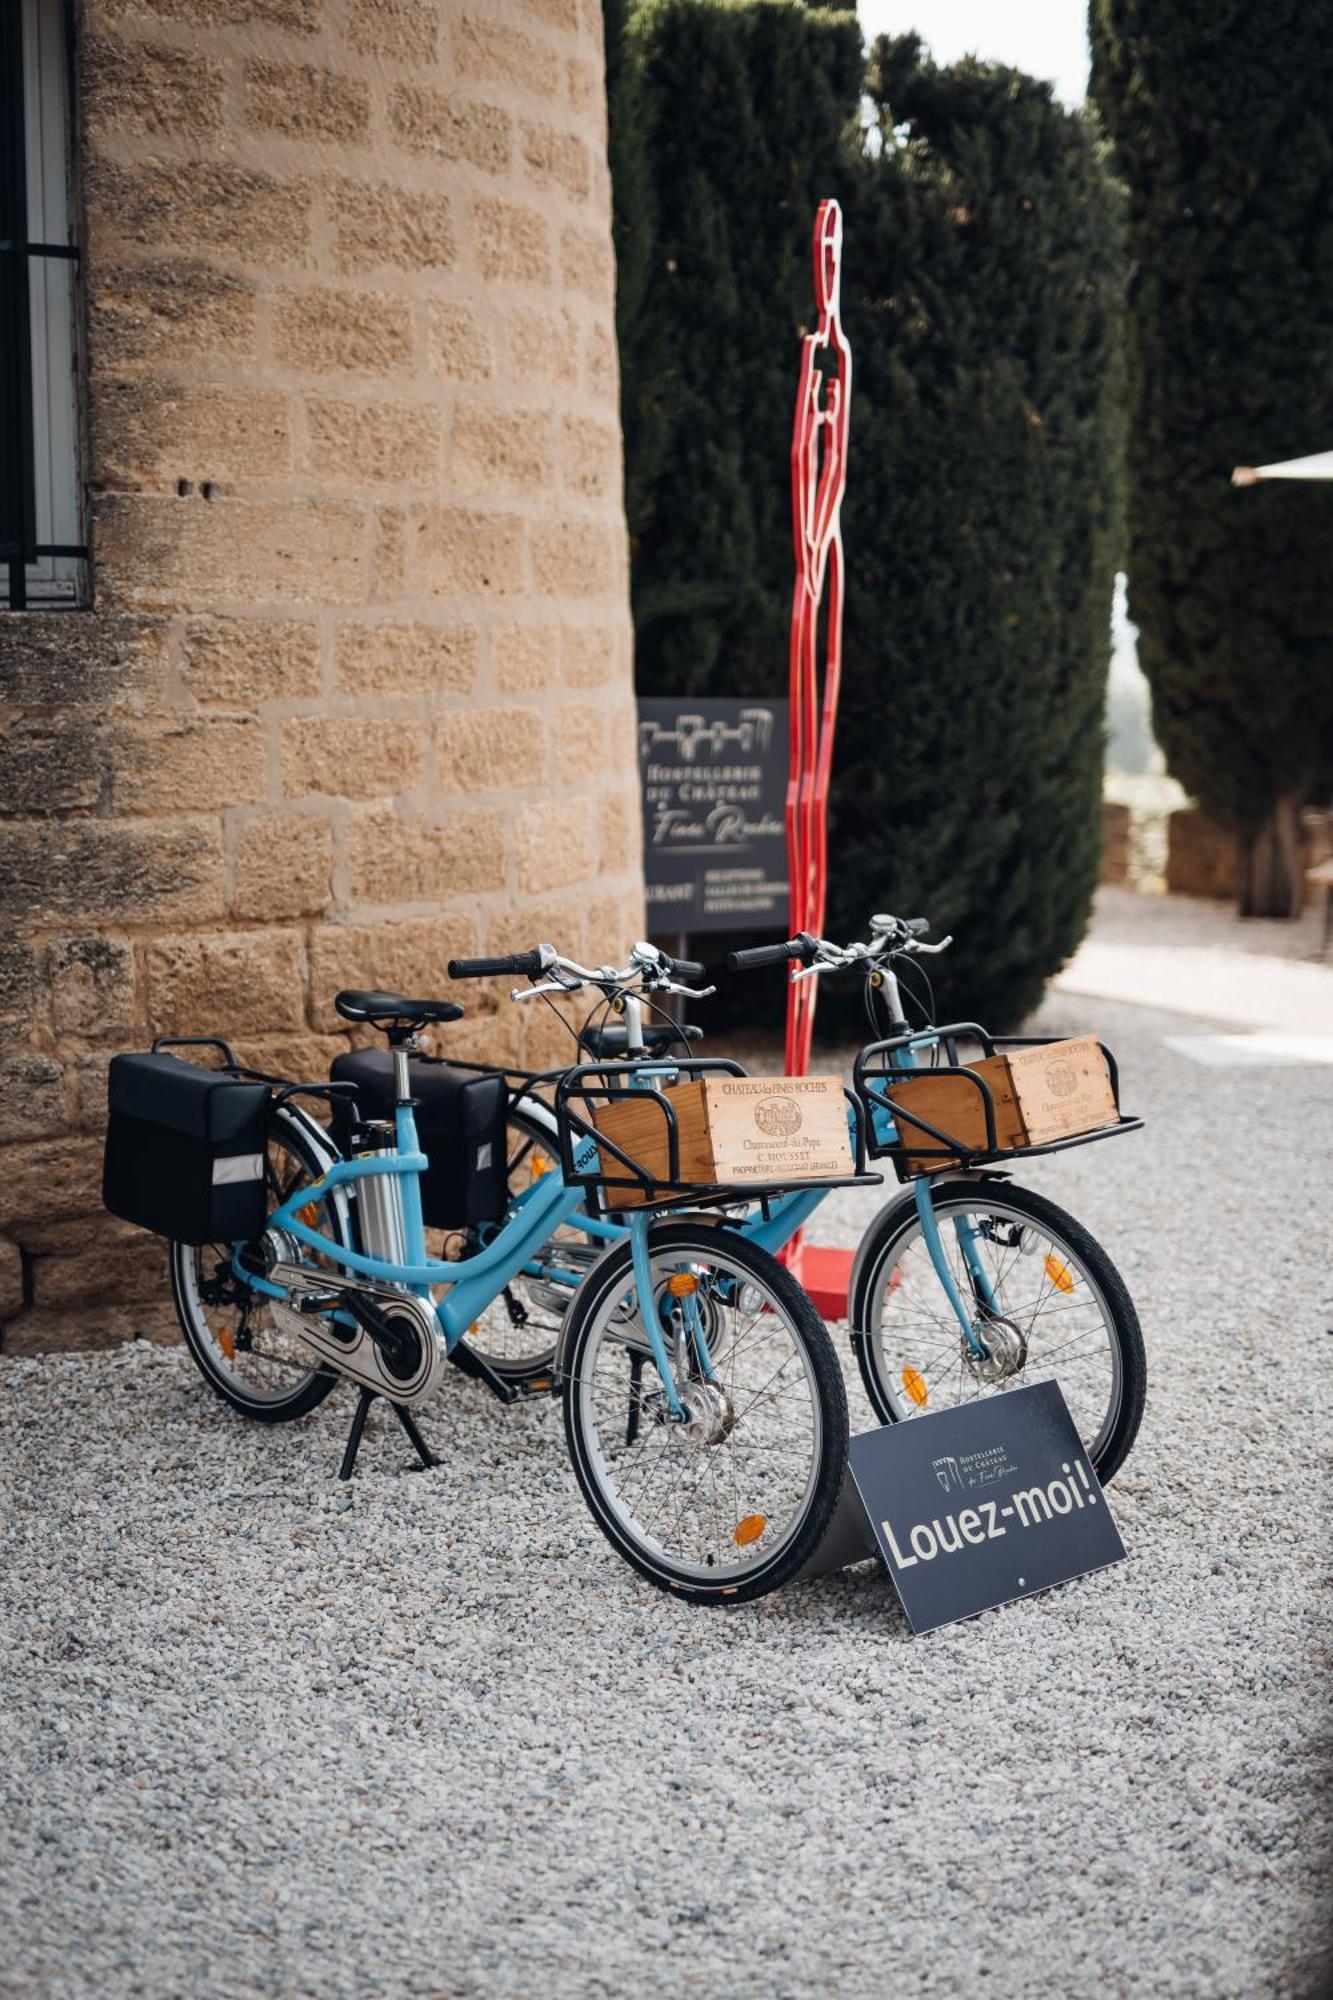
391, 1040, 413, 1105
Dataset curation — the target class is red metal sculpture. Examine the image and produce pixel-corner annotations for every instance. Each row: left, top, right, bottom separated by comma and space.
786, 196, 851, 1077
784, 199, 854, 1312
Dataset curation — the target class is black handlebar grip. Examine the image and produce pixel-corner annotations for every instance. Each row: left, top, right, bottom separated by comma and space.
660, 952, 708, 980
448, 951, 544, 979
728, 939, 804, 972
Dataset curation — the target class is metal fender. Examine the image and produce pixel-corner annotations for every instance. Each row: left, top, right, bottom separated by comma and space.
273, 1097, 354, 1246
507, 1086, 561, 1145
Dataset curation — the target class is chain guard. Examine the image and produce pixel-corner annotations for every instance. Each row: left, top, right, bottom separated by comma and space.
271, 1286, 446, 1406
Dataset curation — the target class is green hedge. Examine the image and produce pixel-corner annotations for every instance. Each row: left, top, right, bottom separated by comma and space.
609, 5, 1126, 1028
1091, 0, 1333, 915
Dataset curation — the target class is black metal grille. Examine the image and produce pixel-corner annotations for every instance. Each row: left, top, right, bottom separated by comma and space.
1, 0, 85, 611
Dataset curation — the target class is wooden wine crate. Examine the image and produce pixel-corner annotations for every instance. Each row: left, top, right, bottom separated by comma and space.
591, 1074, 853, 1209
886, 1036, 1117, 1172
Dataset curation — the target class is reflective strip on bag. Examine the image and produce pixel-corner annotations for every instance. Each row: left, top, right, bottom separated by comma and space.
212, 1153, 265, 1186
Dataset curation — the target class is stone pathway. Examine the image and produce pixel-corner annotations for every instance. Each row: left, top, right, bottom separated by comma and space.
1056, 886, 1333, 1038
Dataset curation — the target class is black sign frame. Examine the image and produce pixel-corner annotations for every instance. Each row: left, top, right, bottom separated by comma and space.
847, 1381, 1128, 1634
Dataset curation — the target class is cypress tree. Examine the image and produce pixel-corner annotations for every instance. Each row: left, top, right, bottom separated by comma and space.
1090, 0, 1333, 915
831, 36, 1125, 1027
609, 5, 1126, 1028
610, 0, 865, 698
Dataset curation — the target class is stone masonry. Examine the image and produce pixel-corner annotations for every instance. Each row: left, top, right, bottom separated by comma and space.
0, 0, 643, 1351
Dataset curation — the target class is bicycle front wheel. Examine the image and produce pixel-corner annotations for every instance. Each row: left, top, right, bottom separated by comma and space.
562, 1221, 848, 1603
851, 1179, 1146, 1481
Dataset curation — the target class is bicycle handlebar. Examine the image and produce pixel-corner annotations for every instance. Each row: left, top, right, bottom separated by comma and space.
656, 950, 707, 981
729, 914, 951, 979
728, 938, 811, 972
450, 942, 714, 1003
449, 951, 545, 980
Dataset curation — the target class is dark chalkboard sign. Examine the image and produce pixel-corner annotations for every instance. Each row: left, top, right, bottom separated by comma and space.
638, 697, 789, 934
848, 1381, 1127, 1634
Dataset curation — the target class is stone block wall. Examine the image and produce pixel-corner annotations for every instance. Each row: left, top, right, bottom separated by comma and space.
1165, 806, 1331, 903
1100, 801, 1131, 886
0, 0, 642, 1352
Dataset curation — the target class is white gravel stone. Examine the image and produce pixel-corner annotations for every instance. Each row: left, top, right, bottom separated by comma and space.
2, 989, 1329, 1997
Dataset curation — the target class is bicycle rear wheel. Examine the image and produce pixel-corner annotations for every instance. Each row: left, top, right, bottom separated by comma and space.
562, 1220, 848, 1603
170, 1107, 346, 1423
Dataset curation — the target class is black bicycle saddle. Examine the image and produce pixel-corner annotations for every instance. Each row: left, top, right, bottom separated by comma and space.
334, 990, 465, 1030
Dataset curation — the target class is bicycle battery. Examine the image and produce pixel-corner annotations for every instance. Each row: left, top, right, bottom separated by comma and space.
103, 1053, 270, 1245
328, 1050, 508, 1230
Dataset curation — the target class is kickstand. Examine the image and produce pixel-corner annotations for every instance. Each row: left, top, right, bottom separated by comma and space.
338, 1387, 438, 1482
391, 1399, 437, 1471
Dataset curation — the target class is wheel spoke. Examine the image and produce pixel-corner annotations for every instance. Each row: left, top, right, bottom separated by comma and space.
864, 1194, 1129, 1466
178, 1126, 342, 1412
568, 1235, 835, 1587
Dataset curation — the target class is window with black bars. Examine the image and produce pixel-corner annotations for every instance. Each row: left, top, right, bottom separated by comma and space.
1, 0, 86, 611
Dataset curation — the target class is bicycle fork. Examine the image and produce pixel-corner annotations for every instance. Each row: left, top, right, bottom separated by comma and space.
911, 1176, 997, 1361
627, 1212, 718, 1420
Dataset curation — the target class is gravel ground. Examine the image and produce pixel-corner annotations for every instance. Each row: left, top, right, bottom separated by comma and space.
3, 984, 1330, 1999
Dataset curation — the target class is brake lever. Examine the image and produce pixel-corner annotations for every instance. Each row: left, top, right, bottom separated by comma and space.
511, 976, 583, 1002
658, 979, 716, 1000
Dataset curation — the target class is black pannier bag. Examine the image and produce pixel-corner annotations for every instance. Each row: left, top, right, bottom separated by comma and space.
329, 1050, 508, 1230
103, 1053, 271, 1246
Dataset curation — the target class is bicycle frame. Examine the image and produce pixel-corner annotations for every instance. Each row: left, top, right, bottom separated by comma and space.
233, 1073, 729, 1419
239, 1095, 589, 1351
236, 1011, 995, 1390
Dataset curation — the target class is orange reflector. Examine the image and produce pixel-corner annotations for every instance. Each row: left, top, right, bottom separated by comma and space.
296, 1202, 319, 1228
733, 1514, 767, 1546
902, 1365, 928, 1407
216, 1326, 235, 1361
529, 1150, 552, 1182
1044, 1254, 1076, 1293
666, 1272, 698, 1297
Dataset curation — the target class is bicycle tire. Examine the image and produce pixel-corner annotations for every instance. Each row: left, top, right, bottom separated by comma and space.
850, 1178, 1146, 1481
456, 1100, 581, 1382
170, 1107, 343, 1424
562, 1220, 849, 1603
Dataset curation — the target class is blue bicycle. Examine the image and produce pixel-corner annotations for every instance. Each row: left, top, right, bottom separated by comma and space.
106, 951, 875, 1603
446, 918, 1146, 1483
